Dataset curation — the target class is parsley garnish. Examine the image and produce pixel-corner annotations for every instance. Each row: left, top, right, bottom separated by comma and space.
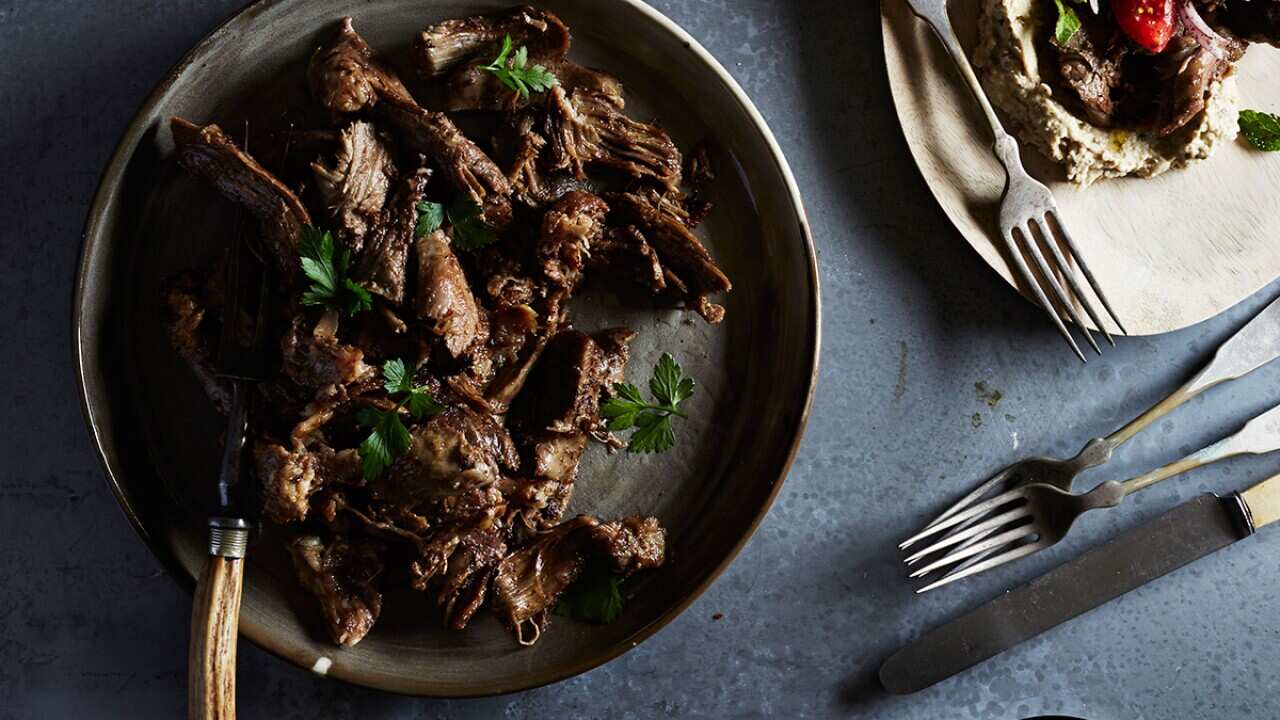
1240, 110, 1280, 152
601, 353, 695, 454
555, 568, 624, 624
356, 359, 445, 480
299, 226, 372, 315
1053, 0, 1083, 45
479, 35, 559, 100
447, 197, 498, 251
415, 201, 445, 237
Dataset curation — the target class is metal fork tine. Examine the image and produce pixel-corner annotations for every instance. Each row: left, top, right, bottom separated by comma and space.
923, 466, 1014, 530
904, 506, 1032, 565
1022, 221, 1100, 356
899, 487, 1026, 550
1048, 209, 1127, 336
1002, 226, 1087, 362
916, 540, 1050, 594
908, 524, 1039, 579
1041, 213, 1114, 345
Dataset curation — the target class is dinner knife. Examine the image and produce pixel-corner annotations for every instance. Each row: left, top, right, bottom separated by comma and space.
880, 471, 1280, 695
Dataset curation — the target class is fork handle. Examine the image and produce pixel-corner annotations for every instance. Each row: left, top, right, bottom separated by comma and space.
1117, 403, 1280, 496
906, 2, 1016, 159
189, 522, 249, 720
1105, 297, 1280, 449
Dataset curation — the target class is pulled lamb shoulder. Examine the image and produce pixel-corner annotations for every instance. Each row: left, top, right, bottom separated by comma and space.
368, 405, 520, 508
443, 58, 623, 112
281, 311, 373, 388
163, 273, 231, 414
311, 121, 396, 252
1049, 11, 1130, 128
289, 534, 385, 646
517, 327, 634, 438
544, 87, 683, 189
538, 190, 610, 297
587, 226, 667, 295
1152, 35, 1246, 136
607, 189, 731, 323
415, 227, 487, 360
413, 5, 571, 77
170, 118, 311, 285
353, 168, 431, 304
491, 514, 665, 645
309, 18, 513, 229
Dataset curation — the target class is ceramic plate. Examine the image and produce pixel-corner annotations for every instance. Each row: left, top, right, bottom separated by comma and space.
75, 0, 818, 697
882, 0, 1280, 335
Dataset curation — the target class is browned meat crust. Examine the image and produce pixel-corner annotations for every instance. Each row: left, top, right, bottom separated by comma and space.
413, 5, 570, 78
162, 273, 231, 414
607, 190, 730, 322
491, 514, 665, 644
311, 121, 396, 252
170, 118, 312, 285
545, 87, 683, 188
443, 59, 623, 112
353, 168, 430, 304
415, 227, 487, 359
289, 535, 384, 646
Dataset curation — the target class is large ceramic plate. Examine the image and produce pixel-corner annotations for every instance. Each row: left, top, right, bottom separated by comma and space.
75, 0, 818, 697
882, 0, 1280, 335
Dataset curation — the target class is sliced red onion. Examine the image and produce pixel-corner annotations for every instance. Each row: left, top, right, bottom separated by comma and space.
1179, 0, 1232, 61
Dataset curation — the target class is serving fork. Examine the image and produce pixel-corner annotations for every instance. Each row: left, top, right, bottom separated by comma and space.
903, 399, 1280, 593
189, 219, 272, 720
904, 0, 1125, 360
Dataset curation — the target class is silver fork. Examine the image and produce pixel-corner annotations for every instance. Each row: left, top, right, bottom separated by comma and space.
905, 0, 1125, 360
907, 294, 1280, 555
902, 399, 1280, 593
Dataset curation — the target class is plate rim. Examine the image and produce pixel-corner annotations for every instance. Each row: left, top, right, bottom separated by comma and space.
73, 0, 821, 697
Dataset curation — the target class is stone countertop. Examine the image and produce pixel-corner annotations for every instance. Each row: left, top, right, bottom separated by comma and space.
4, 0, 1279, 718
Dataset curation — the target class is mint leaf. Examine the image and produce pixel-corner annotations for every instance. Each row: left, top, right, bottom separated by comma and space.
1053, 0, 1082, 45
1241, 110, 1280, 152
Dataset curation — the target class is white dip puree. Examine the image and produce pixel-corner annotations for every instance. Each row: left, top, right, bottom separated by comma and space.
973, 0, 1240, 185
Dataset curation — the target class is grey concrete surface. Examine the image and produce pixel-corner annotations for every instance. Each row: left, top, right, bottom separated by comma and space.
4, 0, 1279, 718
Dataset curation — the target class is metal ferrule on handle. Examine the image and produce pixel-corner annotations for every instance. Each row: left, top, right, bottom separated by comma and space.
208, 517, 250, 559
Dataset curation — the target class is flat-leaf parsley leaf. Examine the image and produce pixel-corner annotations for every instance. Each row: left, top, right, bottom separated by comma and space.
555, 568, 624, 624
299, 226, 373, 315
600, 353, 694, 454
479, 35, 559, 99
415, 201, 444, 237
357, 359, 445, 480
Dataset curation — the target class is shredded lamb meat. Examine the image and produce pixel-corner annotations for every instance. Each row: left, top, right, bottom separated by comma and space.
164, 6, 730, 648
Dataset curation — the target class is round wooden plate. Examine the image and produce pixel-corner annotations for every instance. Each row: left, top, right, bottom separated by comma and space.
75, 0, 818, 697
882, 0, 1280, 335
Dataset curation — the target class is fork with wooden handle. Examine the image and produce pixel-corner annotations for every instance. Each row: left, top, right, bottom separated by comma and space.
904, 0, 1125, 359
902, 398, 1280, 593
189, 230, 271, 720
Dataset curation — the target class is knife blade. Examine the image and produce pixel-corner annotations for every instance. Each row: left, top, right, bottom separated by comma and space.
879, 471, 1280, 695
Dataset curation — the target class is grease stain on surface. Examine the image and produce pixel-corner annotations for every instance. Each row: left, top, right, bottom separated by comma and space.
975, 381, 1003, 408
971, 413, 984, 428
894, 341, 908, 402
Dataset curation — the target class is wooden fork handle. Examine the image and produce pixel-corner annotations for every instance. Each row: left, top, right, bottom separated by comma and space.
189, 554, 244, 720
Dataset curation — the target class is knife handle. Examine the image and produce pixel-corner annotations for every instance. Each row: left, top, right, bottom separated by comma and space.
189, 520, 249, 720
1241, 473, 1280, 530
